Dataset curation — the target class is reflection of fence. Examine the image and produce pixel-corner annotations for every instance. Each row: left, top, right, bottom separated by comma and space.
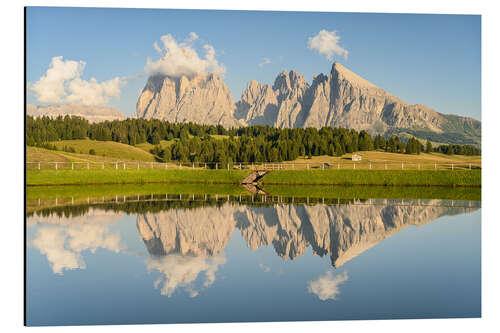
26, 161, 481, 171
26, 193, 482, 212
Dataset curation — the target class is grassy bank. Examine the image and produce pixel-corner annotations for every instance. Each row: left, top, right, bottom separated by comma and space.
26, 168, 481, 187
27, 169, 250, 186
261, 170, 481, 187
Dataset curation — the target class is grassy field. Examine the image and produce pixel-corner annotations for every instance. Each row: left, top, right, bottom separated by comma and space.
27, 169, 250, 186
278, 151, 481, 170
261, 170, 481, 187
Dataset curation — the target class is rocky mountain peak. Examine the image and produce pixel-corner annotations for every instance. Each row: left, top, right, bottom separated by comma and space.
273, 70, 309, 95
331, 62, 378, 89
136, 73, 240, 128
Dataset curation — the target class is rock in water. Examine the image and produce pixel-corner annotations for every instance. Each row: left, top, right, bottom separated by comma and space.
136, 73, 240, 128
27, 104, 125, 123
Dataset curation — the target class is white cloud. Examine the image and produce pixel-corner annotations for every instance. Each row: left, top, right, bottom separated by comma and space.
307, 270, 348, 301
258, 57, 271, 69
145, 33, 226, 78
307, 30, 348, 61
146, 254, 226, 297
30, 56, 126, 106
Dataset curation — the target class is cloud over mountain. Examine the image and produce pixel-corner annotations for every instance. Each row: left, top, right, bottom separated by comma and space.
308, 29, 348, 61
30, 56, 126, 106
145, 33, 226, 78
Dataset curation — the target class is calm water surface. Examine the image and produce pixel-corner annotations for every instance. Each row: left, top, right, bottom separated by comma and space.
26, 194, 481, 325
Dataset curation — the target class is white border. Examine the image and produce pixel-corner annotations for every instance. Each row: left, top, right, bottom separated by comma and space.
2, 1, 499, 332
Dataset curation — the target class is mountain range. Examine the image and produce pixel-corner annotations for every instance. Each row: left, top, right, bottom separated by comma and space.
27, 103, 125, 123
137, 62, 481, 145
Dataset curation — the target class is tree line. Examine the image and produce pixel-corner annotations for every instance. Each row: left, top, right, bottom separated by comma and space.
26, 115, 481, 164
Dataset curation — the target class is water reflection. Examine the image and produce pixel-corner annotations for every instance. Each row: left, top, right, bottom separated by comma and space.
27, 197, 478, 298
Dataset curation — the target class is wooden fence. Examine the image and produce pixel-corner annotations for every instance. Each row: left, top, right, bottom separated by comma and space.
26, 160, 481, 171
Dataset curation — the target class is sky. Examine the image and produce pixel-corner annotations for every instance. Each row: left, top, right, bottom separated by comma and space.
26, 7, 481, 120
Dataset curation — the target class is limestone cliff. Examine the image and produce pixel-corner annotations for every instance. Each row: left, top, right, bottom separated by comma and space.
136, 74, 240, 128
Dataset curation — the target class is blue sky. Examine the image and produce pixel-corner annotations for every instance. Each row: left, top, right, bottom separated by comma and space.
26, 7, 481, 120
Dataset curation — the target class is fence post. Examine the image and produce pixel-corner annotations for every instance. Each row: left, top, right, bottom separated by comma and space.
353, 163, 356, 169
38, 162, 40, 170
307, 163, 309, 170
338, 163, 340, 169
451, 163, 454, 171
240, 163, 242, 170
123, 162, 126, 170
205, 163, 207, 169
115, 162, 118, 170
216, 163, 218, 170
369, 163, 372, 170
401, 163, 404, 170
87, 162, 90, 170
435, 163, 437, 170
55, 162, 58, 170
72, 162, 74, 170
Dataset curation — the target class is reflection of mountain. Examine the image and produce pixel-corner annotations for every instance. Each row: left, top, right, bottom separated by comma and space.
137, 201, 477, 267
28, 201, 477, 297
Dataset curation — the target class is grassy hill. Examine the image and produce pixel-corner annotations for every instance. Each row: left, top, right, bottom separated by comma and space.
49, 139, 156, 161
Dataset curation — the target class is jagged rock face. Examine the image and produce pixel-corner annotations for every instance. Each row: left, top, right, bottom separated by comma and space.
135, 201, 476, 267
237, 62, 481, 143
27, 104, 125, 123
136, 74, 240, 128
235, 80, 279, 125
235, 71, 312, 128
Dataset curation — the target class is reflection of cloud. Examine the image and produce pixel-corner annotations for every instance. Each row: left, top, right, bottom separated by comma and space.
145, 254, 226, 297
307, 270, 348, 301
259, 263, 271, 272
31, 224, 124, 275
